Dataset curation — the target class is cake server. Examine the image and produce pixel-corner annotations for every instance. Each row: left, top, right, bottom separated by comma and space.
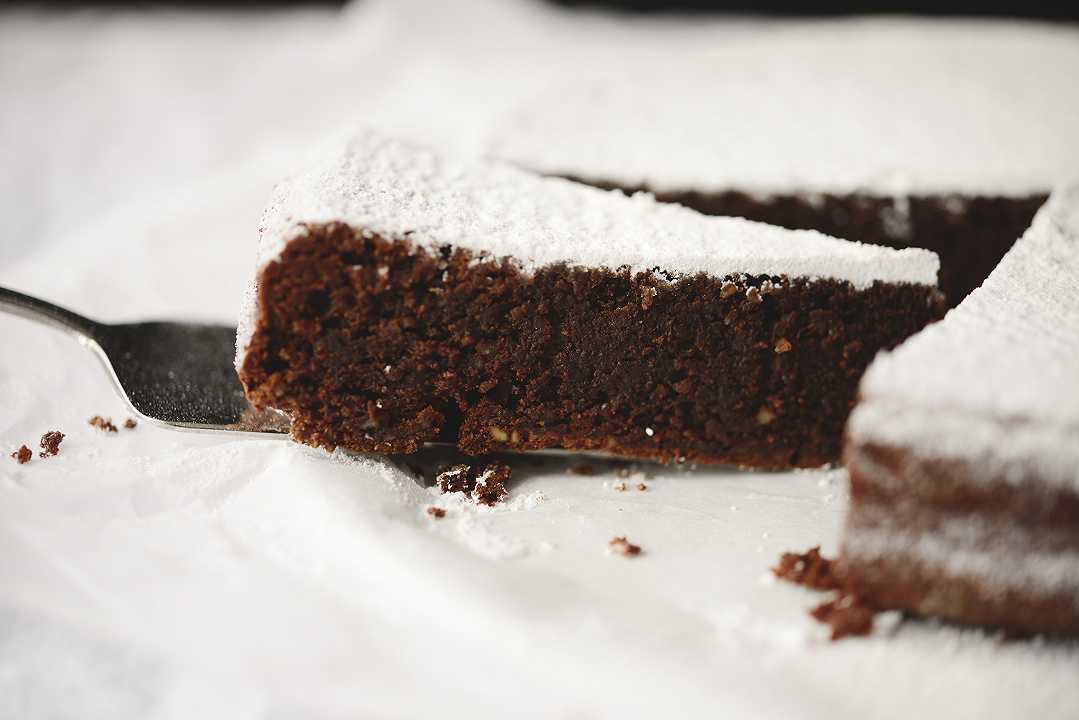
0, 285, 288, 434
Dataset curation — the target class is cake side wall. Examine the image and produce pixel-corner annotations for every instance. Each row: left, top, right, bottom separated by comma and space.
842, 439, 1079, 637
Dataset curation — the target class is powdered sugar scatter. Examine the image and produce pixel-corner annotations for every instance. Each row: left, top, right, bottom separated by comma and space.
849, 182, 1079, 491
426, 483, 551, 559
491, 20, 1079, 197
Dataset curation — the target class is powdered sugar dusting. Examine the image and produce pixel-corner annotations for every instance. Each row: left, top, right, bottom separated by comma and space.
258, 129, 936, 284
238, 128, 937, 363
490, 20, 1079, 197
849, 182, 1079, 490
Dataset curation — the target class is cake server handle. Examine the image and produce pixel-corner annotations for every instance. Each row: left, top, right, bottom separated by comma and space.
0, 285, 101, 342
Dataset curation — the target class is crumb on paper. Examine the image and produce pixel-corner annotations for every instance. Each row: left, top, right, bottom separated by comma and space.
39, 431, 64, 458
636, 482, 648, 491
426, 506, 446, 519
811, 593, 876, 641
88, 416, 118, 433
612, 481, 627, 492
436, 464, 473, 494
609, 536, 642, 557
772, 546, 845, 591
472, 464, 511, 506
435, 461, 511, 506
11, 445, 32, 464
124, 418, 138, 429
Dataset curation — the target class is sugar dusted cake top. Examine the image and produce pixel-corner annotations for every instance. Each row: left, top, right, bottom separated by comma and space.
489, 20, 1079, 197
256, 128, 938, 287
849, 183, 1079, 489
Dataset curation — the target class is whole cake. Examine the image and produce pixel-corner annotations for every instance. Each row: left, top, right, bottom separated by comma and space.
237, 129, 943, 468
842, 183, 1079, 636
488, 20, 1079, 305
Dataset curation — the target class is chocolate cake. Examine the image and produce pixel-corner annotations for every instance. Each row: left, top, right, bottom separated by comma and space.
842, 183, 1079, 636
237, 129, 943, 468
488, 21, 1079, 304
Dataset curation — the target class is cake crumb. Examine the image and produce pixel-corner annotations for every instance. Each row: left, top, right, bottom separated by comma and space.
612, 481, 627, 492
436, 464, 473, 494
609, 536, 642, 557
88, 415, 118, 433
472, 463, 511, 506
636, 482, 648, 491
811, 593, 876, 640
569, 463, 595, 476
11, 445, 32, 464
426, 506, 446, 519
436, 461, 511, 506
774, 338, 793, 354
772, 546, 845, 591
124, 418, 138, 429
39, 431, 64, 458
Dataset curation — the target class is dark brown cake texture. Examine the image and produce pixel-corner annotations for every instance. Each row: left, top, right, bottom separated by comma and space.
237, 131, 944, 469
435, 461, 512, 506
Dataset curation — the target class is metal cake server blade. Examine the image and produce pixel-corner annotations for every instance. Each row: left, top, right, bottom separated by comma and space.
0, 285, 289, 434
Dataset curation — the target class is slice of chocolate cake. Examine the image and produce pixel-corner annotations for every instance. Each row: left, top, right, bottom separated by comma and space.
489, 21, 1079, 305
237, 129, 943, 468
842, 184, 1079, 636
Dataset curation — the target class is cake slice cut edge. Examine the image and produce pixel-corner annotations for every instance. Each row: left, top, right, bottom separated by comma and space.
842, 181, 1079, 636
237, 128, 944, 468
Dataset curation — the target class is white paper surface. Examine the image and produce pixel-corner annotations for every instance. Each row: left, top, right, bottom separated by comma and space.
2, 2, 1076, 718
